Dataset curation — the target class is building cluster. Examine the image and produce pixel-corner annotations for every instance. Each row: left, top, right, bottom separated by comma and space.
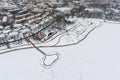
0, 0, 120, 48
0, 2, 69, 48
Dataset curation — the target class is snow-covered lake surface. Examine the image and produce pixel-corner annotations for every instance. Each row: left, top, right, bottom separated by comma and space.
0, 19, 120, 80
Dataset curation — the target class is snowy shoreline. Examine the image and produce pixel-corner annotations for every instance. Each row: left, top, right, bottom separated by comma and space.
0, 18, 120, 80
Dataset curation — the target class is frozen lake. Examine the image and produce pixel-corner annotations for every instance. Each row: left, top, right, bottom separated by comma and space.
0, 20, 120, 80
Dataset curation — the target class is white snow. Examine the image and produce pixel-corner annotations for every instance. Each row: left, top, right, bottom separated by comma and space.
56, 7, 72, 13
85, 8, 103, 13
2, 16, 7, 23
21, 28, 31, 34
0, 19, 120, 80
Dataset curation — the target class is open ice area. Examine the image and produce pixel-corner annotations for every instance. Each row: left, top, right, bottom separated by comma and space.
0, 19, 120, 80
0, 0, 120, 80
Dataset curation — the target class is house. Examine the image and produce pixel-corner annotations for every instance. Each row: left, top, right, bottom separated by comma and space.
84, 8, 104, 18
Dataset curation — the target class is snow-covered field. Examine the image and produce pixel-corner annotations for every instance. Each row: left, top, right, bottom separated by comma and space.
0, 19, 120, 80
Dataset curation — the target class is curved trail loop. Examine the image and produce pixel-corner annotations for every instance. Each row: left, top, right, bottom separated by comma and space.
26, 38, 60, 69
